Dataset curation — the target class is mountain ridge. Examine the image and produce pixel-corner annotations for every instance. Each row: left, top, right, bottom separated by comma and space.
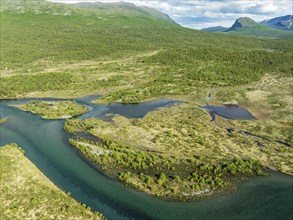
201, 26, 228, 32
202, 16, 292, 38
261, 15, 293, 30
0, 0, 176, 24
72, 2, 176, 24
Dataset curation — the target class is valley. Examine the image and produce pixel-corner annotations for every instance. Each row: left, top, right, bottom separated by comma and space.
0, 0, 292, 219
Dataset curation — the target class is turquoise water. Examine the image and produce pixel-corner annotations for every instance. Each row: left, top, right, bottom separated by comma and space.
0, 98, 292, 220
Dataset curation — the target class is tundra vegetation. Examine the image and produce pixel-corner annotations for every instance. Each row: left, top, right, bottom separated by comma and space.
0, 1, 292, 102
64, 73, 292, 199
65, 104, 283, 200
0, 0, 292, 201
11, 100, 88, 119
0, 144, 105, 219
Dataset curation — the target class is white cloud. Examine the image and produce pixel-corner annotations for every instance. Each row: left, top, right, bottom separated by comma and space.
48, 0, 292, 29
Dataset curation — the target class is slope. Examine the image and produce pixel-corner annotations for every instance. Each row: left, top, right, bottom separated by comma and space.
73, 2, 176, 24
201, 26, 228, 32
0, 0, 292, 101
261, 15, 293, 31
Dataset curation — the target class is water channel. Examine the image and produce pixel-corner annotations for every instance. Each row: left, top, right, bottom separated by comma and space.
0, 97, 292, 220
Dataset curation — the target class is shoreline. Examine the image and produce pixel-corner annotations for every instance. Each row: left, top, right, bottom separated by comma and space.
65, 132, 268, 202
1, 94, 291, 203
0, 144, 105, 219
9, 100, 89, 120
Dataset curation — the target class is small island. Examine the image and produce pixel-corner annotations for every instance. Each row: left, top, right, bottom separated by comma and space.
11, 100, 88, 119
64, 104, 276, 201
0, 117, 8, 125
0, 144, 105, 220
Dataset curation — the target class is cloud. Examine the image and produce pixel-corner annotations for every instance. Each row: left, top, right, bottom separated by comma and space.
48, 0, 292, 29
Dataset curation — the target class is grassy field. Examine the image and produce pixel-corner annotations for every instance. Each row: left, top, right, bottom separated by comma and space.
0, 144, 105, 219
0, 1, 292, 102
11, 100, 88, 119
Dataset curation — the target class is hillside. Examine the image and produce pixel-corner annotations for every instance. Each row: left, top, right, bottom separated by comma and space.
0, 0, 292, 101
0, 0, 175, 23
72, 2, 176, 24
201, 26, 228, 32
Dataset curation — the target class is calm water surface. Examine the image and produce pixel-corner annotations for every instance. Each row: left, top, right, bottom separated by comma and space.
0, 98, 292, 220
199, 104, 256, 121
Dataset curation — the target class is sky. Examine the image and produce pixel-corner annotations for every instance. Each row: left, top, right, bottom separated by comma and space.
48, 0, 293, 29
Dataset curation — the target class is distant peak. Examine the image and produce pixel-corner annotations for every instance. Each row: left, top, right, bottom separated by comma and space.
260, 15, 293, 30
226, 17, 258, 31
235, 17, 258, 26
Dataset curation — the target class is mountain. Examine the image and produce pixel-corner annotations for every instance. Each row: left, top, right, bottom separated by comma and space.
202, 16, 292, 38
1, 0, 292, 100
261, 15, 293, 30
72, 2, 176, 24
201, 26, 228, 32
224, 17, 292, 38
226, 17, 260, 31
0, 0, 176, 24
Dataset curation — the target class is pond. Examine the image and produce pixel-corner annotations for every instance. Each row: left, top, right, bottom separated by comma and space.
0, 97, 292, 220
198, 103, 256, 121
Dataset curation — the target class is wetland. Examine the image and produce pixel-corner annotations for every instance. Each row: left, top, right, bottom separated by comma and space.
1, 1, 292, 219
1, 94, 292, 219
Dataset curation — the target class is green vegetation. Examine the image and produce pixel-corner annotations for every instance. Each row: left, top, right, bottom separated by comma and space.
226, 25, 292, 38
0, 0, 292, 102
64, 72, 293, 199
224, 17, 292, 38
1, 72, 77, 99
0, 144, 105, 219
66, 133, 265, 200
64, 102, 280, 200
118, 158, 263, 200
0, 117, 8, 125
0, 0, 292, 202
11, 100, 88, 119
202, 26, 228, 32
65, 93, 292, 173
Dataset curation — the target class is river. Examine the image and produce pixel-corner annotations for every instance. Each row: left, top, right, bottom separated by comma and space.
0, 97, 292, 220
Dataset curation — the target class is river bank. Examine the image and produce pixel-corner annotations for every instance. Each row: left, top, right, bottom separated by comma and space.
10, 100, 88, 119
0, 93, 292, 219
0, 144, 105, 220
63, 102, 273, 201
